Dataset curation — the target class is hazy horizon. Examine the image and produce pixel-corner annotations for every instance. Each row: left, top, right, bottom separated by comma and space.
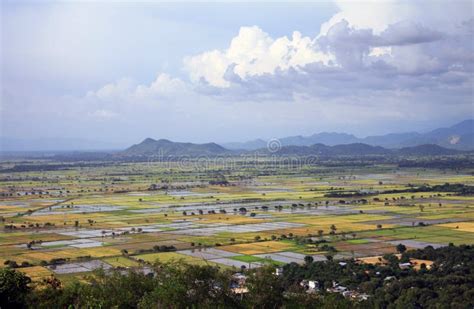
0, 118, 472, 152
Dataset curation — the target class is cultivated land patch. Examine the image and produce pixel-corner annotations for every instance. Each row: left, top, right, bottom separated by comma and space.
18, 266, 53, 281
48, 260, 112, 274
254, 251, 308, 264
438, 221, 474, 233
385, 239, 446, 249
165, 222, 305, 236
220, 241, 296, 255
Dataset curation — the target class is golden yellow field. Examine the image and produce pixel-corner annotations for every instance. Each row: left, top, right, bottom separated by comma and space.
18, 266, 53, 281
438, 221, 474, 233
220, 241, 294, 255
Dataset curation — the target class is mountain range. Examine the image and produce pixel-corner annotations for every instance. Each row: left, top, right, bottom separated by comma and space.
1, 119, 472, 153
118, 138, 466, 158
222, 119, 474, 151
261, 143, 462, 157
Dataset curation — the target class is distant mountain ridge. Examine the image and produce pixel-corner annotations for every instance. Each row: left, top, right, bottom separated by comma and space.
400, 119, 473, 150
2, 120, 472, 153
397, 144, 461, 156
119, 138, 466, 158
121, 138, 229, 156
223, 119, 474, 151
256, 143, 462, 156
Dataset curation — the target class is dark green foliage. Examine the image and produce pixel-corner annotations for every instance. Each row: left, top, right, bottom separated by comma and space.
0, 268, 31, 308
244, 266, 285, 308
139, 262, 238, 308
396, 243, 407, 254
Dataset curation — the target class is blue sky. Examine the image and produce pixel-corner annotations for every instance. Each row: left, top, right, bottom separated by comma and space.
1, 0, 473, 146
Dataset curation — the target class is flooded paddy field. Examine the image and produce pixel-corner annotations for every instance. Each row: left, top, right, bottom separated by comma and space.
0, 160, 473, 283
32, 204, 125, 215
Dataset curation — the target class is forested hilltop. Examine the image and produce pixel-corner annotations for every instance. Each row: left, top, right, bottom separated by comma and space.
2, 244, 473, 308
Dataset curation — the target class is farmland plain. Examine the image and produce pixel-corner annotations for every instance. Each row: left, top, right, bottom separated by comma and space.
1, 158, 473, 284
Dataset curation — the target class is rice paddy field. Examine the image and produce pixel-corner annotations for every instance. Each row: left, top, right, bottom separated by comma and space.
0, 159, 473, 283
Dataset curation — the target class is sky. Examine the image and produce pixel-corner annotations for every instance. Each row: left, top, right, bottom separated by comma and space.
1, 0, 473, 147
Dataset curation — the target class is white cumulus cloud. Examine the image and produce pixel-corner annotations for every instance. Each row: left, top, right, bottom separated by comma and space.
184, 26, 334, 88
86, 73, 186, 102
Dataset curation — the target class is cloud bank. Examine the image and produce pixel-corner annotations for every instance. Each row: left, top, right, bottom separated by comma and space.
2, 1, 473, 142
182, 3, 472, 102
